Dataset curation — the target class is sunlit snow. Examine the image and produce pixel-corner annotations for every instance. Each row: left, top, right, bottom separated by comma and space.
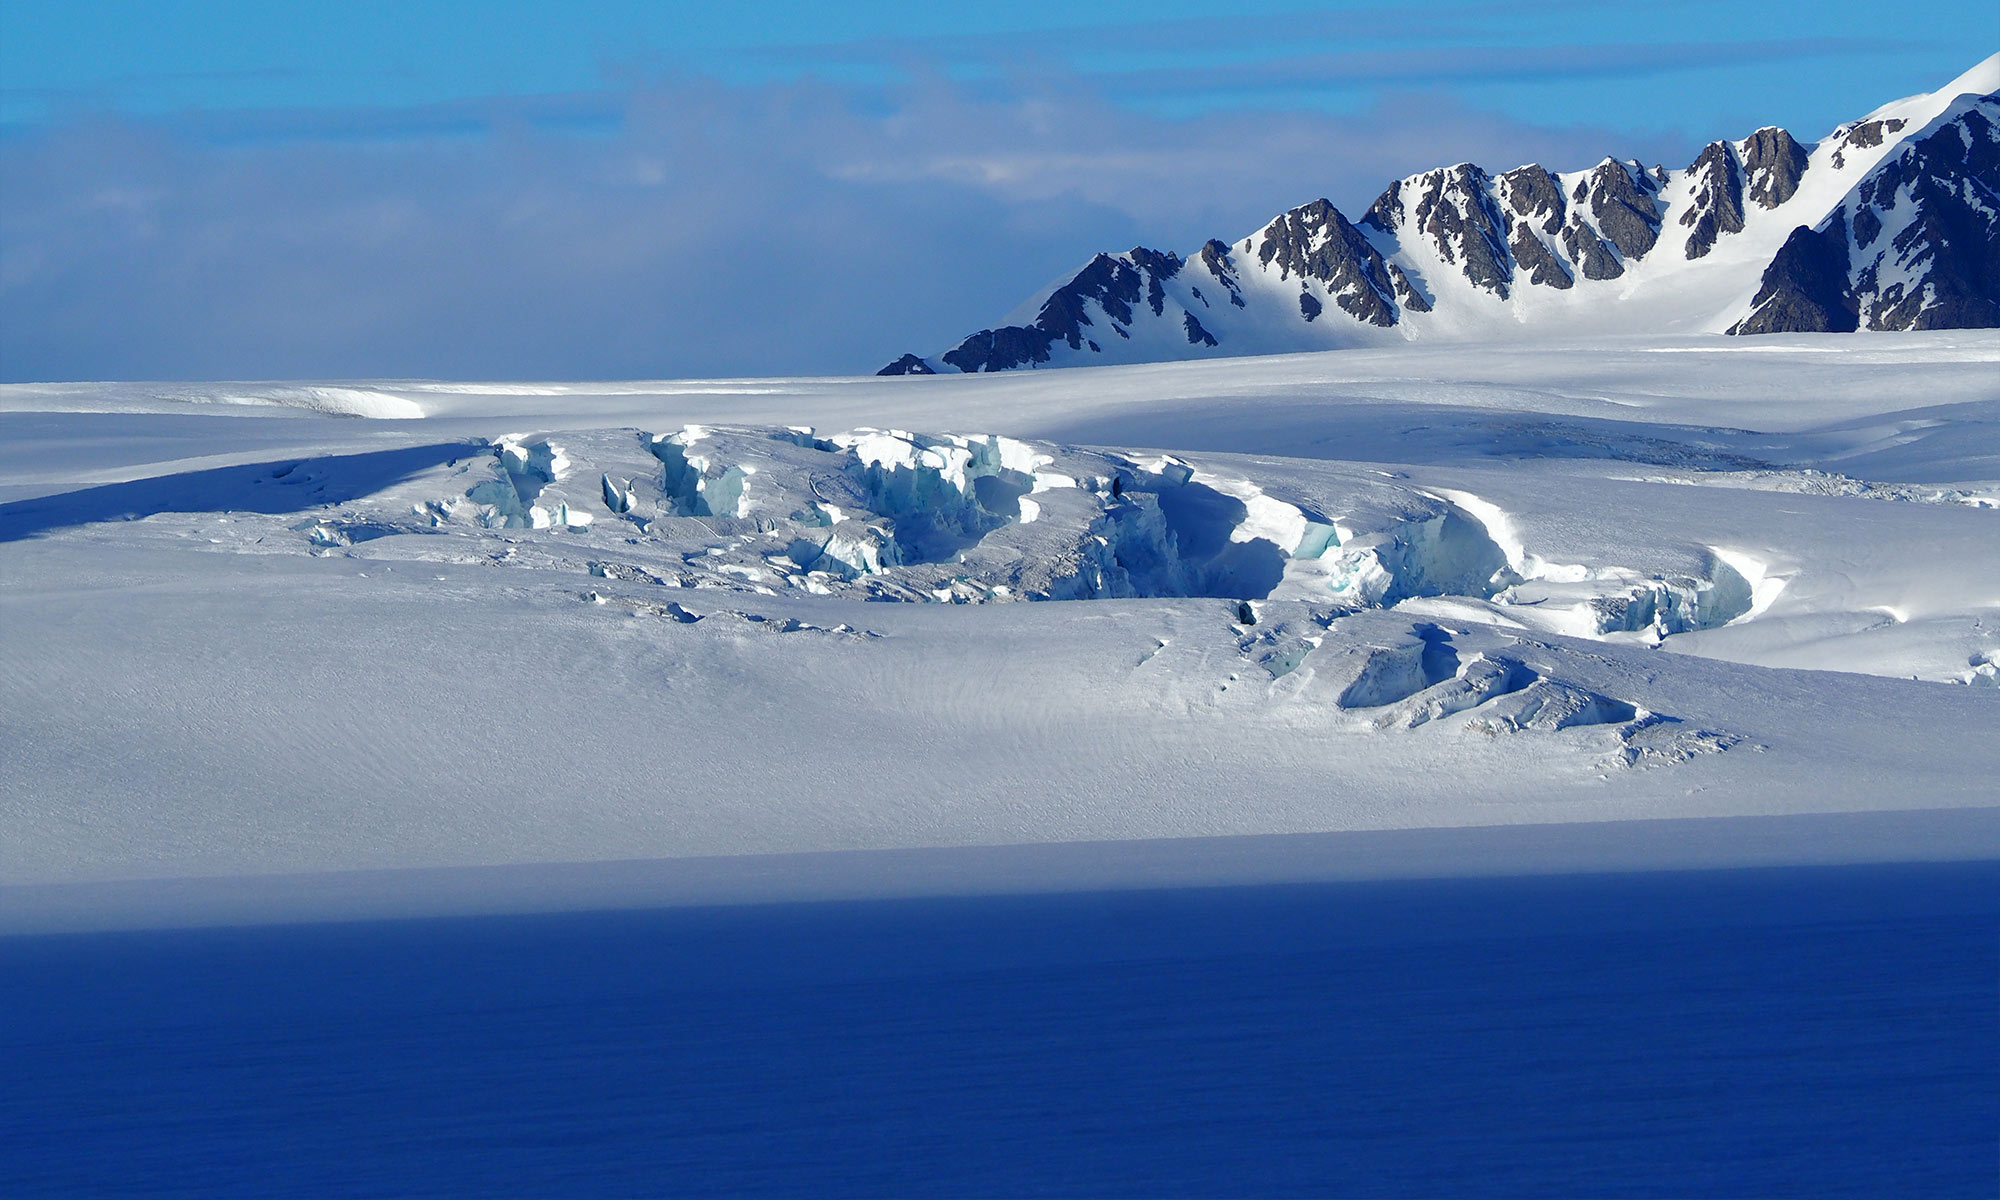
1, 333, 1995, 928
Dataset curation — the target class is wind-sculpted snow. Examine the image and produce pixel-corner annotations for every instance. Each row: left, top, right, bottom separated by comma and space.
1317, 617, 1743, 767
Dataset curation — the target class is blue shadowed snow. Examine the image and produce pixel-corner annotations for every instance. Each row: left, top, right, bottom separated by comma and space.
0, 443, 473, 543
1, 860, 1995, 1197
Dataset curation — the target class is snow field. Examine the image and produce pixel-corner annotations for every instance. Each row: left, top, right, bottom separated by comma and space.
0, 334, 1994, 900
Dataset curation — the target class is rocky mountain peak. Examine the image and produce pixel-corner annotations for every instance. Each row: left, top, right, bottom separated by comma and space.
1732, 94, 1999, 335
1367, 164, 1514, 298
1741, 127, 1811, 209
1496, 165, 1574, 290
1254, 199, 1400, 326
878, 59, 1996, 374
1679, 140, 1747, 260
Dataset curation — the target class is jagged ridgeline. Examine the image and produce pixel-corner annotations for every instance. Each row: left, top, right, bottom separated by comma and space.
882, 55, 2000, 374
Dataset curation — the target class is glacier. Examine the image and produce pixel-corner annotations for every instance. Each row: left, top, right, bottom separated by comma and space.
0, 332, 1996, 930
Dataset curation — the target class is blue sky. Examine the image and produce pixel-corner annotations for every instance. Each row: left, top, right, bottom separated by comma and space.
2, 1, 1995, 380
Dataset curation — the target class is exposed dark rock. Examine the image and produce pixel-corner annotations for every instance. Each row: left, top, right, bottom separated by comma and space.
1128, 246, 1182, 278
1680, 141, 1746, 259
1561, 217, 1624, 280
1742, 127, 1810, 209
1498, 165, 1567, 233
1738, 100, 1997, 335
1830, 117, 1910, 170
1854, 101, 2000, 330
941, 326, 1058, 373
1841, 116, 1909, 151
1387, 264, 1432, 312
877, 353, 935, 376
896, 83, 1995, 372
1499, 166, 1576, 289
1365, 180, 1408, 231
1129, 245, 1181, 315
936, 247, 1188, 371
1853, 205, 1883, 248
1510, 224, 1574, 289
1728, 216, 1858, 334
1582, 160, 1663, 261
1851, 157, 1904, 215
1255, 199, 1399, 326
1198, 239, 1248, 307
1368, 166, 1514, 297
1067, 254, 1142, 327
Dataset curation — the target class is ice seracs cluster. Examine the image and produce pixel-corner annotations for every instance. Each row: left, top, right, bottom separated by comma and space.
229, 423, 1808, 670
18, 417, 1766, 767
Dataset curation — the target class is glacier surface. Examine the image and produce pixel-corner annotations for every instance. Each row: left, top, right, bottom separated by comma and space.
1, 332, 1996, 927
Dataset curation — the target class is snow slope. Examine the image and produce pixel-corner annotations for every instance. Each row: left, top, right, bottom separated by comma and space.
883, 55, 2000, 373
2, 333, 1996, 926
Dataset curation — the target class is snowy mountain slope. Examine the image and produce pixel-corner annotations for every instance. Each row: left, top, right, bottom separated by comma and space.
1733, 88, 2000, 333
2, 334, 1996, 905
883, 55, 2000, 374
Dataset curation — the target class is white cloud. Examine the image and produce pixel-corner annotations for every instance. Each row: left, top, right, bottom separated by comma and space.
0, 72, 1694, 381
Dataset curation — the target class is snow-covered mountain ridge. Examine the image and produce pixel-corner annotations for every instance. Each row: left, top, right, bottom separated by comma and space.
882, 55, 2000, 374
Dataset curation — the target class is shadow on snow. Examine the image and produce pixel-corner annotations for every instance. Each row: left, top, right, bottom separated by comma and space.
0, 443, 476, 543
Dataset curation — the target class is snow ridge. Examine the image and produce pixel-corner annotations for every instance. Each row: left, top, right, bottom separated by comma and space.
883, 55, 2000, 374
